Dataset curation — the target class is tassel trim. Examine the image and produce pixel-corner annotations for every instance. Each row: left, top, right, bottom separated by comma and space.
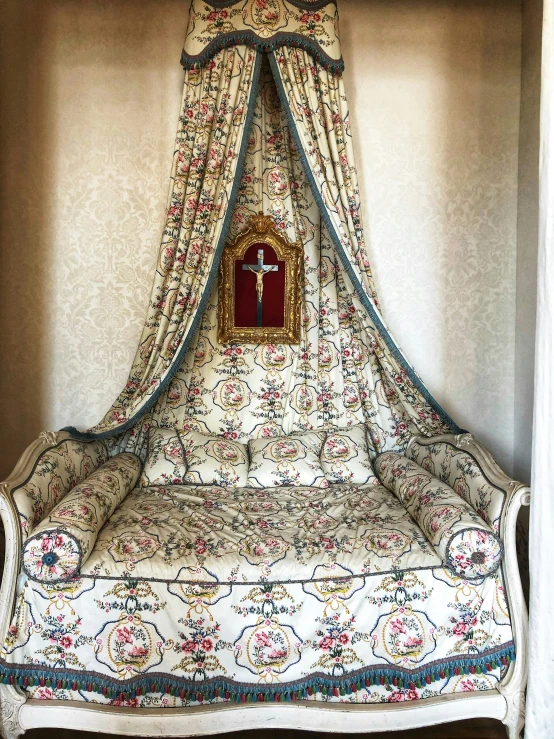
0, 644, 514, 702
181, 34, 344, 74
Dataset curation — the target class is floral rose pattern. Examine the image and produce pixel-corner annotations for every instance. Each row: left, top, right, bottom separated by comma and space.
108, 53, 457, 466
138, 428, 187, 487
247, 431, 327, 488
20, 533, 82, 584
71, 480, 445, 582
2, 542, 514, 706
447, 529, 503, 581
22, 454, 142, 583
320, 424, 378, 485
4, 459, 514, 706
179, 430, 249, 487
375, 453, 503, 580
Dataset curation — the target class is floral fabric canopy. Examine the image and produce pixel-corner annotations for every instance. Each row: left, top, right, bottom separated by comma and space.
181, 0, 343, 72
66, 0, 460, 455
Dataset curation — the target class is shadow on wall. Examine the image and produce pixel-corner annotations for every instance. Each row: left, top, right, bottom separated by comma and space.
439, 0, 521, 472
0, 0, 52, 481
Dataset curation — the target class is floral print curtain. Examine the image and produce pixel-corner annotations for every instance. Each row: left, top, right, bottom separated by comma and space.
67, 8, 460, 451
270, 46, 458, 436
84, 46, 261, 437
98, 56, 457, 460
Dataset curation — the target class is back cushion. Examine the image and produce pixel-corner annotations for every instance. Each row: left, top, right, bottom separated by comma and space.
180, 431, 249, 487
247, 432, 328, 488
321, 424, 378, 485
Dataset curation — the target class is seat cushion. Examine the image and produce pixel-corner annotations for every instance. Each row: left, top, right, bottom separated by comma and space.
80, 481, 441, 583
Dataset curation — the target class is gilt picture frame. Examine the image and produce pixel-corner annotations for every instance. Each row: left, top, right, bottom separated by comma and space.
218, 212, 303, 345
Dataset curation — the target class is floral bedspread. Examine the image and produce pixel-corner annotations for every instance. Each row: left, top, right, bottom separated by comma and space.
1, 483, 514, 706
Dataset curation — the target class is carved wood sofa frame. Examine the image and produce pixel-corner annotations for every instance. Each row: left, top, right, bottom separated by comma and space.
0, 431, 529, 739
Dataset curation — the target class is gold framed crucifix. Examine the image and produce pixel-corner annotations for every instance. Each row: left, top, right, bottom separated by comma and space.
218, 212, 303, 345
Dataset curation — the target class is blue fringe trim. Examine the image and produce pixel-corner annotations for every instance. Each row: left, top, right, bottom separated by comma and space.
181, 34, 344, 75
61, 51, 264, 443
268, 52, 462, 435
0, 643, 515, 701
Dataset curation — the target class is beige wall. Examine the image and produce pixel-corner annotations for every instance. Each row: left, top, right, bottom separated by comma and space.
0, 0, 526, 478
343, 0, 522, 473
0, 0, 186, 478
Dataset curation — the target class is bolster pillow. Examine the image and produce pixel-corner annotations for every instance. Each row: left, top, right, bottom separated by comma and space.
22, 453, 142, 583
375, 452, 503, 580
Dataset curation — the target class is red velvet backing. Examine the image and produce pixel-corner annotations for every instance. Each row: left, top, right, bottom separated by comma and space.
234, 243, 285, 328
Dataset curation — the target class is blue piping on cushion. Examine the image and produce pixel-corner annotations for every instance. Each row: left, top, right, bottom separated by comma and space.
62, 51, 263, 443
267, 51, 462, 435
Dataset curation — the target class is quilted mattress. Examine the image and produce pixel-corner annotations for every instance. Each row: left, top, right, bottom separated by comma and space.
1, 482, 515, 706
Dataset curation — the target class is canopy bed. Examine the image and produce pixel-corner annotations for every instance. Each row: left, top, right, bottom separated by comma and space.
0, 1, 530, 738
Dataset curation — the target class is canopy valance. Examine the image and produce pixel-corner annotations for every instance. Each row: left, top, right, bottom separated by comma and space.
181, 0, 343, 72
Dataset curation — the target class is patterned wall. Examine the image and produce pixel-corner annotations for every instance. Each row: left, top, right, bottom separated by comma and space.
0, 0, 522, 478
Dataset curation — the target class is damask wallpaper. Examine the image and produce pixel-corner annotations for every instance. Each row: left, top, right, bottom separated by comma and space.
0, 0, 524, 479
341, 0, 522, 474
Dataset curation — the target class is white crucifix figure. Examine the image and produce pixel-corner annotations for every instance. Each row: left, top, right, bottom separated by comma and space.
242, 248, 278, 326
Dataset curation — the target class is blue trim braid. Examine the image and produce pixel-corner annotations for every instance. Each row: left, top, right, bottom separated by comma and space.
181, 33, 344, 75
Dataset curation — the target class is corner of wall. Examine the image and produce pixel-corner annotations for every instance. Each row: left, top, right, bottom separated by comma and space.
514, 0, 543, 484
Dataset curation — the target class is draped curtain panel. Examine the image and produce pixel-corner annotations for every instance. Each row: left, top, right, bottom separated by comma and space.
270, 47, 456, 436
70, 0, 460, 453
87, 45, 260, 436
